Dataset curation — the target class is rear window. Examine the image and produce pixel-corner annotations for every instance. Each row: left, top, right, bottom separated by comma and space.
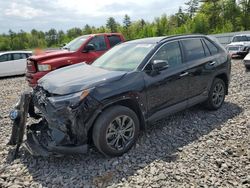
204, 39, 219, 55
181, 39, 206, 61
108, 35, 122, 48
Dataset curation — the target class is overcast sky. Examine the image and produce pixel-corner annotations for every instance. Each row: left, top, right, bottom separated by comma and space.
0, 0, 187, 34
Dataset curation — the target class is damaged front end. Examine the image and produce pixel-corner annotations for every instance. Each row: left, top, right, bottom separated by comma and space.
8, 87, 101, 158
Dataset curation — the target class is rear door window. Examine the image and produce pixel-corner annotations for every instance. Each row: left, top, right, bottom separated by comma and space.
181, 39, 206, 61
0, 54, 12, 62
108, 35, 122, 48
204, 39, 219, 55
13, 53, 26, 60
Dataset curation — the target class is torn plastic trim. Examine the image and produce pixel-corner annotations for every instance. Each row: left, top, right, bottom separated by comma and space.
8, 89, 100, 157
32, 87, 101, 145
7, 91, 31, 159
24, 127, 88, 156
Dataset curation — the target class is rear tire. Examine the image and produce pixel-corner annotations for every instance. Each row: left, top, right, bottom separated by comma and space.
92, 105, 140, 157
205, 78, 226, 110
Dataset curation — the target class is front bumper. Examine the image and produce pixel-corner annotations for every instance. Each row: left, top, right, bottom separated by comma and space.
8, 90, 99, 157
23, 129, 88, 156
228, 50, 248, 57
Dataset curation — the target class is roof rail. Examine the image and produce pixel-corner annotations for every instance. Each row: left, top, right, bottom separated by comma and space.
159, 33, 206, 42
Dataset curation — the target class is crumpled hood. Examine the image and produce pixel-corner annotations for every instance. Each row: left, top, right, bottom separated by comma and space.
38, 63, 127, 95
30, 50, 73, 61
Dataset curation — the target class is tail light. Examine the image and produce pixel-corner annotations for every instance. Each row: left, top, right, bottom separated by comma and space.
27, 59, 36, 73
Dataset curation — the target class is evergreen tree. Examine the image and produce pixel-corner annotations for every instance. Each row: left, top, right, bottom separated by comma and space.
185, 0, 199, 18
1, 0, 250, 51
106, 17, 118, 32
123, 14, 132, 29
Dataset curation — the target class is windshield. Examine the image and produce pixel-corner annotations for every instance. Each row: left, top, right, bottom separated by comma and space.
92, 43, 155, 71
232, 36, 250, 42
63, 36, 89, 51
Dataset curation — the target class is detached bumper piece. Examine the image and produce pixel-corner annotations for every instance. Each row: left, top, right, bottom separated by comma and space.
23, 131, 49, 157
8, 92, 31, 159
7, 91, 88, 158
23, 129, 88, 157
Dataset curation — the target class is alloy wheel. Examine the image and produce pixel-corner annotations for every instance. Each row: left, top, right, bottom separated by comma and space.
212, 82, 225, 107
106, 115, 135, 151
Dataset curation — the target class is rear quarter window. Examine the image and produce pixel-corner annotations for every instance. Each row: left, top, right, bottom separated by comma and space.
204, 39, 219, 55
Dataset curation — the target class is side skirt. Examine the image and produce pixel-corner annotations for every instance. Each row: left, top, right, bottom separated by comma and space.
147, 94, 207, 124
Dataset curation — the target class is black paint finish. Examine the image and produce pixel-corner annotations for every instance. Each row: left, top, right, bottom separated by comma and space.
9, 34, 231, 156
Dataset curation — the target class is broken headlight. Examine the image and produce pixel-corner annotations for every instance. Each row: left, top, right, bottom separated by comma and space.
47, 88, 93, 109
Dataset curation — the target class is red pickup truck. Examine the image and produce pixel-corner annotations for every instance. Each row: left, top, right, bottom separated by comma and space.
26, 33, 125, 87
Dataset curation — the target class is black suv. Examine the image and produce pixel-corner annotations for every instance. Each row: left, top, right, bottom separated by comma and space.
9, 35, 231, 157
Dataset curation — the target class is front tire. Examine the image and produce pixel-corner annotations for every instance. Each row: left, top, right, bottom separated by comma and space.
205, 78, 226, 110
92, 105, 140, 157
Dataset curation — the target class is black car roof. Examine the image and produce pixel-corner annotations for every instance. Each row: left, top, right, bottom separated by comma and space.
126, 34, 207, 44
126, 37, 166, 44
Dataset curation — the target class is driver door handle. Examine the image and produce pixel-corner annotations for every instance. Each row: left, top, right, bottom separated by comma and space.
179, 72, 189, 77
209, 61, 216, 66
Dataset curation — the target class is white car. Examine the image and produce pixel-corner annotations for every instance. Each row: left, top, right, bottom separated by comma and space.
226, 35, 250, 58
0, 51, 32, 77
243, 52, 250, 70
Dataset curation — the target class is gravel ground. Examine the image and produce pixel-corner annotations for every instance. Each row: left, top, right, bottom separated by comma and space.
0, 60, 249, 188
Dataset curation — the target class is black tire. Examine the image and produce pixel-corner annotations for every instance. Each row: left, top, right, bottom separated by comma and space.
205, 78, 226, 110
245, 65, 250, 70
92, 105, 140, 157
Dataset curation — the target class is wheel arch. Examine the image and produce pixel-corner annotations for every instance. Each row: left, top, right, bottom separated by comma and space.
215, 73, 229, 95
87, 97, 146, 143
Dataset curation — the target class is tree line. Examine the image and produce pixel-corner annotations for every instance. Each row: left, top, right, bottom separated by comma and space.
0, 0, 249, 51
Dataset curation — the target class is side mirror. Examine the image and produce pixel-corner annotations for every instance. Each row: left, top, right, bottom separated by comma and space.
152, 60, 169, 71
83, 44, 95, 52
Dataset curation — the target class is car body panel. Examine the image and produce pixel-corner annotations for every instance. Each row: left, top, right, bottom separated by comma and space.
226, 35, 250, 57
8, 35, 231, 157
0, 51, 32, 77
26, 33, 125, 87
38, 63, 127, 95
143, 63, 189, 118
0, 59, 15, 77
